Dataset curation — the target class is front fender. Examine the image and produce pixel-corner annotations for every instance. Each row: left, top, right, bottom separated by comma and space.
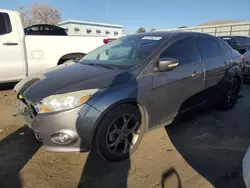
87, 82, 139, 113
86, 80, 151, 138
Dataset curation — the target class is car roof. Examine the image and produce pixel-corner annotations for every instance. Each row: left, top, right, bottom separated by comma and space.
26, 24, 56, 27
25, 24, 65, 29
130, 31, 217, 39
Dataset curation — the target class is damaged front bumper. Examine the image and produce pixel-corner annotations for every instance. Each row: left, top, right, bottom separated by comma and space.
14, 95, 37, 128
13, 94, 102, 153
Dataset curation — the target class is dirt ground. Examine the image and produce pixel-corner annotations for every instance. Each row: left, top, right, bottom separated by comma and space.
0, 82, 249, 188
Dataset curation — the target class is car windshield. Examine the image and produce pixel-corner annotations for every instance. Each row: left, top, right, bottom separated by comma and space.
80, 35, 164, 70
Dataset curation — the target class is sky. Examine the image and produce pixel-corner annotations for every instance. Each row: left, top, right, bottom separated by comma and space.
2, 0, 250, 34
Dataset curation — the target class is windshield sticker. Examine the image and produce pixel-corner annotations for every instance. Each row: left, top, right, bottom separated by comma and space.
142, 36, 162, 40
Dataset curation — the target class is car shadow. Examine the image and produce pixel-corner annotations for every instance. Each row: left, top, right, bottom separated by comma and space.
165, 92, 249, 188
78, 151, 130, 188
0, 126, 41, 188
77, 72, 139, 188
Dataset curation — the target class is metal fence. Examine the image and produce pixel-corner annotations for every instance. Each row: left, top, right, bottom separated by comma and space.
157, 22, 250, 36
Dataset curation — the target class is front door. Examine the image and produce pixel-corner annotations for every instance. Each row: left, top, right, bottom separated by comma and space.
152, 37, 204, 126
0, 12, 24, 82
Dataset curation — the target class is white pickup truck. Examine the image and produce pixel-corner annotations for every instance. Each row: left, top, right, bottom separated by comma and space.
0, 9, 107, 83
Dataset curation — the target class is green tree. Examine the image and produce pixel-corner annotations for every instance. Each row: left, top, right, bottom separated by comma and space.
136, 27, 146, 33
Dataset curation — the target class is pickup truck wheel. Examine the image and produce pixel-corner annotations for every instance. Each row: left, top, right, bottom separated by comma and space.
58, 59, 76, 65
93, 104, 144, 162
218, 76, 240, 110
62, 59, 75, 64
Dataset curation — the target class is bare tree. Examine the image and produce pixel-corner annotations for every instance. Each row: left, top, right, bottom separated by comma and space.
19, 4, 61, 27
19, 6, 26, 26
150, 28, 156, 32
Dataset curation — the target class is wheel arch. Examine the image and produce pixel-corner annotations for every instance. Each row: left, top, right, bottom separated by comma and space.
57, 53, 86, 65
90, 99, 149, 143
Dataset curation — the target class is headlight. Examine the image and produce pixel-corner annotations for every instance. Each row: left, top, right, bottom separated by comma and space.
35, 89, 98, 113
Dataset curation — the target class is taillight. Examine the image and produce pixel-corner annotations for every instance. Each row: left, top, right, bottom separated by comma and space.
103, 39, 109, 44
240, 55, 245, 61
103, 38, 115, 44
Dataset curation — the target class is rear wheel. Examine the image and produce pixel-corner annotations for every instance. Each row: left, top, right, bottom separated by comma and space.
93, 105, 144, 161
218, 76, 241, 110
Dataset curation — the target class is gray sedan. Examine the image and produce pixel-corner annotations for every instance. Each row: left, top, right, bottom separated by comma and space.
14, 31, 242, 161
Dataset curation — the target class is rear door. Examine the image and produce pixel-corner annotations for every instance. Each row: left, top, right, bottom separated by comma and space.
153, 37, 204, 126
0, 12, 25, 82
198, 36, 228, 102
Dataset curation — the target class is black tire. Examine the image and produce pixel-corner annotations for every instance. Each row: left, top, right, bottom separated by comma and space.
218, 76, 241, 110
63, 59, 75, 64
58, 59, 75, 65
93, 104, 145, 162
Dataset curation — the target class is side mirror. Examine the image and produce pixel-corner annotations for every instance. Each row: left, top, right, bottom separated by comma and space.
157, 58, 179, 72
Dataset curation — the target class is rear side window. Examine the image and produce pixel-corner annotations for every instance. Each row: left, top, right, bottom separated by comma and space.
199, 37, 222, 60
0, 13, 12, 35
160, 37, 198, 65
26, 26, 39, 31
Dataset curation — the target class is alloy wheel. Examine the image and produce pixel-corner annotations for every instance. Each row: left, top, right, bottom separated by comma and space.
106, 113, 140, 156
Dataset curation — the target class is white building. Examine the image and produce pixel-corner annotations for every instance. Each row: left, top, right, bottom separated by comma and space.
157, 22, 250, 36
58, 20, 123, 38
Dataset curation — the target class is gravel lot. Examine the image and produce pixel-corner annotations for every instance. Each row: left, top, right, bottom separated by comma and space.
0, 82, 249, 188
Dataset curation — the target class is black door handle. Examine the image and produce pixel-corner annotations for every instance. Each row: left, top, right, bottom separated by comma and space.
3, 42, 18, 46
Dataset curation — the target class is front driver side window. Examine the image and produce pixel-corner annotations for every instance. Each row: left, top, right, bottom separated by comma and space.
160, 37, 198, 65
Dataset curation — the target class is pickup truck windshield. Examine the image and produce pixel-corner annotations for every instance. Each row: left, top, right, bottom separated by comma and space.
80, 35, 164, 70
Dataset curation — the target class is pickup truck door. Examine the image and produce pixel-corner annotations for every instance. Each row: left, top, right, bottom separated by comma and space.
0, 12, 25, 82
152, 37, 204, 127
